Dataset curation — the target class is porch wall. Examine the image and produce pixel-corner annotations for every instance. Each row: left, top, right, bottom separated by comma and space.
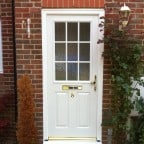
15, 0, 43, 143
0, 2, 14, 98
0, 0, 142, 143
103, 0, 144, 143
0, 1, 16, 143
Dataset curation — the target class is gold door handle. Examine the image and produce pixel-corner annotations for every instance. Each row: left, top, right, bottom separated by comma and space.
91, 75, 96, 91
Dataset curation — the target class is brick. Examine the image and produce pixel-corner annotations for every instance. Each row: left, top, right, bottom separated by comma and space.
68, 0, 74, 7
43, 0, 47, 7
47, 0, 53, 7
94, 0, 99, 7
21, 3, 33, 7
15, 8, 30, 13
42, 0, 105, 8
60, 0, 66, 7
100, 0, 104, 7
30, 8, 41, 13
129, 0, 144, 2
57, 0, 63, 7
80, 0, 84, 7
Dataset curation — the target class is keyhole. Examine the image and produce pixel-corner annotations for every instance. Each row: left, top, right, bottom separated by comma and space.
71, 93, 74, 98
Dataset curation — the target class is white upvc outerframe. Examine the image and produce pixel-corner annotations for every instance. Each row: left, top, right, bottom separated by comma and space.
42, 9, 104, 144
0, 19, 3, 73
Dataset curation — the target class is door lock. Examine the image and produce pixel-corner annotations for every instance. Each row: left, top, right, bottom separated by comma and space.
91, 75, 97, 91
71, 93, 75, 98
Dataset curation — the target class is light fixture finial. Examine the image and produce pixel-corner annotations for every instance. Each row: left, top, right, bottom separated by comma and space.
120, 3, 131, 12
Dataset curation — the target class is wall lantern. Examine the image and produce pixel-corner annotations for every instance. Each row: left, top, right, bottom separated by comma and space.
119, 3, 131, 30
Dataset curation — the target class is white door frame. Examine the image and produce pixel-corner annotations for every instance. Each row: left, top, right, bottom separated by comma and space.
42, 9, 104, 143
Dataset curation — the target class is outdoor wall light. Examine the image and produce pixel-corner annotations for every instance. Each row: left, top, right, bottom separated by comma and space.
119, 3, 131, 30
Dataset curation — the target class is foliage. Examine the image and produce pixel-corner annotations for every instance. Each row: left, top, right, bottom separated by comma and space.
17, 75, 38, 144
103, 26, 144, 143
0, 93, 11, 141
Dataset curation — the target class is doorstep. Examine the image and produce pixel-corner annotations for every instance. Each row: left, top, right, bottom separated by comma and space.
43, 140, 102, 144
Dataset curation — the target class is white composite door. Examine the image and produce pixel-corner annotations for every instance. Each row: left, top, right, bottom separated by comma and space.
42, 9, 104, 141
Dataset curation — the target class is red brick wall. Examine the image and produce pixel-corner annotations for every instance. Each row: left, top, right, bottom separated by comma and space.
42, 0, 104, 8
16, 0, 144, 143
0, 0, 142, 143
103, 1, 144, 143
0, 1, 14, 94
1, 0, 142, 143
15, 0, 43, 143
0, 0, 16, 143
105, 0, 144, 38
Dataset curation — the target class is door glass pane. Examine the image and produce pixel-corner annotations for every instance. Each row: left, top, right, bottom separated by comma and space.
68, 43, 78, 61
80, 23, 90, 41
55, 21, 91, 81
79, 63, 90, 80
55, 43, 66, 61
68, 63, 78, 80
56, 63, 66, 80
55, 22, 65, 41
68, 23, 78, 41
80, 43, 90, 61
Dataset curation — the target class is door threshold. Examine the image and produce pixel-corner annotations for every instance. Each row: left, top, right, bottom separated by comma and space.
44, 138, 102, 144
43, 141, 102, 144
48, 137, 96, 141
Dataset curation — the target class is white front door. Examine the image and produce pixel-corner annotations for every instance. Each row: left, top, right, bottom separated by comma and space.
42, 9, 104, 142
